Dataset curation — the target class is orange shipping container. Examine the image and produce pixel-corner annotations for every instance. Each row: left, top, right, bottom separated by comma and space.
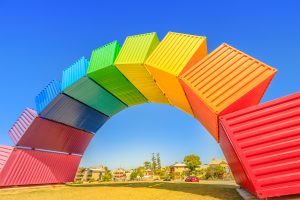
180, 43, 277, 141
145, 32, 207, 115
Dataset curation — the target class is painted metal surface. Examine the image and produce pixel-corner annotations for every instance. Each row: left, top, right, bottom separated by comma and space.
35, 80, 61, 113
219, 92, 300, 199
115, 33, 169, 104
180, 43, 277, 140
8, 108, 37, 144
8, 108, 93, 154
2, 32, 298, 200
0, 145, 14, 173
0, 146, 81, 186
145, 32, 207, 115
40, 93, 109, 133
87, 41, 147, 106
62, 57, 127, 117
61, 57, 89, 90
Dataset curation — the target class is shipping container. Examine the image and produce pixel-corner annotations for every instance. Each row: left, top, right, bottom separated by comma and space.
0, 145, 81, 187
180, 43, 277, 141
0, 145, 14, 173
8, 108, 93, 155
61, 57, 127, 117
87, 41, 147, 106
36, 81, 109, 133
115, 33, 169, 104
35, 80, 61, 113
145, 32, 207, 115
219, 92, 300, 199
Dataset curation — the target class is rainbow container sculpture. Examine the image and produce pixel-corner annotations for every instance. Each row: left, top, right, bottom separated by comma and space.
0, 31, 299, 199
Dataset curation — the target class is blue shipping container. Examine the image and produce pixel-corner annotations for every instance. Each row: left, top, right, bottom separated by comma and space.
61, 57, 89, 91
35, 80, 61, 113
39, 94, 109, 133
36, 80, 109, 133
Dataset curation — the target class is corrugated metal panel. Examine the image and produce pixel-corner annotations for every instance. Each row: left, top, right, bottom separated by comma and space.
35, 80, 61, 113
145, 32, 207, 115
62, 57, 127, 116
87, 41, 147, 106
180, 43, 277, 140
61, 57, 89, 90
0, 145, 14, 173
8, 108, 37, 144
146, 32, 207, 75
0, 146, 81, 186
219, 92, 300, 199
219, 123, 256, 195
40, 93, 109, 133
8, 108, 93, 154
115, 33, 169, 104
115, 33, 159, 64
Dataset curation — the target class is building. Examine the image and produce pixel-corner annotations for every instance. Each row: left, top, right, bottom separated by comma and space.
169, 163, 189, 174
75, 167, 86, 182
75, 165, 106, 182
209, 158, 230, 172
113, 168, 126, 182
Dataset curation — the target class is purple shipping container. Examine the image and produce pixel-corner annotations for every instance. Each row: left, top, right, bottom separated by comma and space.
8, 108, 93, 155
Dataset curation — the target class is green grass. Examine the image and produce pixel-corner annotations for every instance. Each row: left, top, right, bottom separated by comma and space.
0, 181, 242, 200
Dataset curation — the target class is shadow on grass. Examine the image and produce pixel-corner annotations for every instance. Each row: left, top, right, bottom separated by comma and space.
68, 182, 242, 200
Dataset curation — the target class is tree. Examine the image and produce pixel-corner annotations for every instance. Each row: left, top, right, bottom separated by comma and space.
136, 166, 145, 178
144, 161, 151, 170
205, 164, 226, 180
159, 166, 170, 179
214, 165, 226, 179
151, 153, 157, 173
130, 171, 138, 180
156, 153, 161, 169
101, 172, 112, 182
183, 154, 201, 172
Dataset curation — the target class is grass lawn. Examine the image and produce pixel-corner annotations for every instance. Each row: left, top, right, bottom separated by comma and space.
0, 181, 242, 200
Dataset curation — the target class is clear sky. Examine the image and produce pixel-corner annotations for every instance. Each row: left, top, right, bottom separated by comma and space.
0, 0, 299, 170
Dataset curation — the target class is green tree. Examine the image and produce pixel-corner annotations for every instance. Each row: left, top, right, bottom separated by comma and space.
101, 172, 112, 182
204, 164, 226, 180
214, 165, 226, 179
136, 166, 145, 178
151, 153, 157, 173
130, 171, 138, 180
156, 153, 161, 169
183, 154, 201, 172
144, 161, 151, 170
159, 167, 169, 179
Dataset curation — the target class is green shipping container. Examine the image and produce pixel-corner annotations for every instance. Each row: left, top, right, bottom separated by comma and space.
87, 41, 147, 106
62, 57, 127, 117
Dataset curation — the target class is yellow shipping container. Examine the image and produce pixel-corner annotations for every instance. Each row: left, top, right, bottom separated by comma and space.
145, 32, 207, 115
115, 33, 169, 104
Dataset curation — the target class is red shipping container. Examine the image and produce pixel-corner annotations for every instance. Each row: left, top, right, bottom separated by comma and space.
8, 108, 93, 155
0, 145, 81, 187
219, 92, 300, 199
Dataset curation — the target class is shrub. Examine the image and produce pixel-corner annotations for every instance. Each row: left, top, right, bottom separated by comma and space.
101, 173, 112, 182
89, 178, 95, 183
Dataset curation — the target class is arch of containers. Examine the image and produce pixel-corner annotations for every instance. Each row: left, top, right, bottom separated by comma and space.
0, 32, 299, 199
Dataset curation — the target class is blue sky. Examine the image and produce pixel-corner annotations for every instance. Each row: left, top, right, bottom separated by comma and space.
0, 0, 299, 169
